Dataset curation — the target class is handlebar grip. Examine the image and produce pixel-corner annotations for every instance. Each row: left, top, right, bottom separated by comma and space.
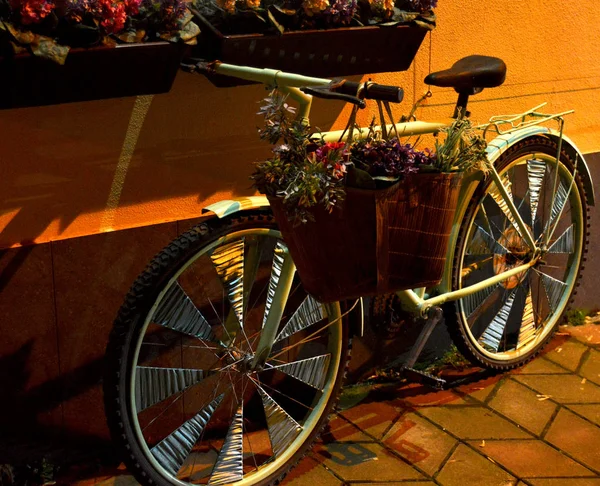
364, 83, 405, 103
330, 80, 404, 103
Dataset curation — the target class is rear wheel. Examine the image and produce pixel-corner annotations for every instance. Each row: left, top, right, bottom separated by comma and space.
104, 210, 352, 485
446, 137, 588, 369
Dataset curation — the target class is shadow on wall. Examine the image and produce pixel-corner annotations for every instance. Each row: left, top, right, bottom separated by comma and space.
0, 72, 350, 249
0, 341, 114, 465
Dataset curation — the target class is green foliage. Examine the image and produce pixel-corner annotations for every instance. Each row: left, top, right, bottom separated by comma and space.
252, 91, 347, 225
432, 113, 488, 173
564, 308, 590, 327
417, 344, 470, 374
252, 91, 489, 224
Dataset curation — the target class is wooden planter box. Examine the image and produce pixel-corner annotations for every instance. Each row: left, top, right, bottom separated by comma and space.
0, 41, 183, 109
193, 14, 428, 85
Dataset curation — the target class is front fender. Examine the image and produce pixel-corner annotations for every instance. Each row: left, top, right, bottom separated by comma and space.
486, 126, 595, 206
202, 196, 270, 218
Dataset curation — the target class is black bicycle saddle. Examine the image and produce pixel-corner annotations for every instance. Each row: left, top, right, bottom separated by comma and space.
424, 55, 507, 92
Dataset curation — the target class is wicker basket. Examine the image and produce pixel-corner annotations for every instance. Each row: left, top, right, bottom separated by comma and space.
269, 172, 463, 303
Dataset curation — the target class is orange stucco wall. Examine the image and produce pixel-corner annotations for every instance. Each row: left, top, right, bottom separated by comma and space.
1, 0, 599, 249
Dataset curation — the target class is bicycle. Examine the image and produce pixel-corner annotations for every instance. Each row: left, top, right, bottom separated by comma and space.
103, 54, 594, 486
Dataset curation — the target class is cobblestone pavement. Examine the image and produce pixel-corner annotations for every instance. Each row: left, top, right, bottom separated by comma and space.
60, 324, 600, 486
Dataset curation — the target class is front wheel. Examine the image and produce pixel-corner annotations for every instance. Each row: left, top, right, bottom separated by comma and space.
446, 136, 589, 370
104, 210, 352, 486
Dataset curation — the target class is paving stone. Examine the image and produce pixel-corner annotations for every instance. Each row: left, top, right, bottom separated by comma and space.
436, 444, 516, 486
313, 442, 424, 482
456, 375, 502, 404
545, 408, 600, 472
466, 439, 593, 478
418, 406, 532, 440
527, 479, 600, 485
353, 482, 437, 485
567, 404, 600, 426
96, 475, 140, 485
320, 415, 374, 443
283, 456, 343, 486
515, 357, 571, 375
382, 412, 457, 476
543, 339, 588, 371
340, 400, 405, 439
397, 385, 469, 407
513, 374, 600, 403
565, 324, 600, 346
580, 349, 600, 386
489, 379, 557, 435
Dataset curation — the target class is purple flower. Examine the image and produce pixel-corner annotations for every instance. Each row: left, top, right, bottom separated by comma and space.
322, 0, 357, 27
403, 0, 437, 12
351, 138, 434, 178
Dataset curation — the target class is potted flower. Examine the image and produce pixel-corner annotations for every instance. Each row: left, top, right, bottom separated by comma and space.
191, 0, 437, 83
0, 0, 200, 107
252, 91, 487, 302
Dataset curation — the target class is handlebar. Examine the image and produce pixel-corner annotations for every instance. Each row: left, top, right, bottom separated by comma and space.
181, 59, 404, 105
330, 80, 404, 103
299, 86, 367, 108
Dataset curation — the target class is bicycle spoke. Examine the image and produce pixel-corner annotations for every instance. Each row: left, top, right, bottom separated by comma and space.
535, 269, 567, 313
151, 394, 225, 476
517, 286, 537, 349
208, 404, 244, 485
210, 239, 245, 327
262, 242, 287, 330
490, 173, 526, 240
256, 384, 302, 457
543, 180, 569, 238
136, 366, 214, 412
210, 239, 255, 351
154, 282, 216, 342
249, 375, 314, 412
467, 224, 507, 256
274, 295, 324, 344
547, 224, 574, 254
527, 158, 546, 225
269, 354, 330, 390
462, 283, 501, 319
478, 288, 517, 352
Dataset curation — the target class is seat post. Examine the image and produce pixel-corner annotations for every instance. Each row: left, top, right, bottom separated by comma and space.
453, 91, 470, 118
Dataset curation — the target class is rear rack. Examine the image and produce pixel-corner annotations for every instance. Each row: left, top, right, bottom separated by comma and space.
478, 102, 574, 137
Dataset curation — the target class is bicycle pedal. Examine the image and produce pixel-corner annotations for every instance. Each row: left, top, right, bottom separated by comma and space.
401, 367, 447, 390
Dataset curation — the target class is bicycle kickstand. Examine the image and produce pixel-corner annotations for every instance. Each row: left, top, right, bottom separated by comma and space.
398, 306, 447, 390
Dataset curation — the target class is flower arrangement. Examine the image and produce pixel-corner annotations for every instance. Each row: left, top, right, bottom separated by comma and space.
252, 91, 487, 224
0, 0, 199, 64
194, 0, 436, 36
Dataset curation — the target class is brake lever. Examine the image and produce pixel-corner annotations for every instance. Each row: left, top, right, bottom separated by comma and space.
300, 86, 366, 108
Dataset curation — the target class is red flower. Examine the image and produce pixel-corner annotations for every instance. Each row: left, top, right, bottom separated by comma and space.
13, 0, 55, 24
315, 141, 348, 163
123, 0, 141, 16
97, 0, 126, 33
